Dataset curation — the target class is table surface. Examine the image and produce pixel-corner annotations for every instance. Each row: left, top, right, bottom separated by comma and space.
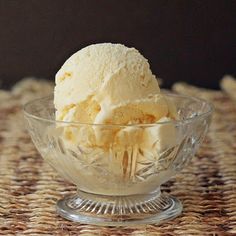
0, 79, 236, 235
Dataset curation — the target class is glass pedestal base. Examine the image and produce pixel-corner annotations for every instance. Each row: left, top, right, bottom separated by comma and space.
56, 189, 182, 226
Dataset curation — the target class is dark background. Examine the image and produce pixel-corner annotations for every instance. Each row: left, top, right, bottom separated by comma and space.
0, 0, 235, 89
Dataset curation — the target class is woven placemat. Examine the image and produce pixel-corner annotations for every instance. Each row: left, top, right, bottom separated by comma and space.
0, 78, 236, 236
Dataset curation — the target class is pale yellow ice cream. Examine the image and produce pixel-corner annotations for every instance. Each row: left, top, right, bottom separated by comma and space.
54, 43, 176, 147
53, 43, 177, 191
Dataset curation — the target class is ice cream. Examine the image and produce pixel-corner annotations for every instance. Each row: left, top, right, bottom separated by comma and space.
55, 43, 176, 145
53, 43, 177, 191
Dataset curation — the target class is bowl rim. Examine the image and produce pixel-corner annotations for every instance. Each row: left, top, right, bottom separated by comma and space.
23, 93, 214, 127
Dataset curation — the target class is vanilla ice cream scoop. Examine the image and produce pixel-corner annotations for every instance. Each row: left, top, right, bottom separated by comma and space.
54, 43, 177, 182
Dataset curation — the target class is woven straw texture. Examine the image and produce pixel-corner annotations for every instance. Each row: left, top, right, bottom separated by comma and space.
0, 78, 236, 236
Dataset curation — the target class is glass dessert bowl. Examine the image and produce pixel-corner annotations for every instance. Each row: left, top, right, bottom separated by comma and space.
23, 93, 213, 226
